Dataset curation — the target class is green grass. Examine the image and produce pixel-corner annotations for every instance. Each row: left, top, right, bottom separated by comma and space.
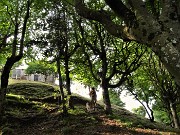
8, 83, 56, 98
2, 79, 180, 135
109, 105, 179, 133
5, 80, 59, 119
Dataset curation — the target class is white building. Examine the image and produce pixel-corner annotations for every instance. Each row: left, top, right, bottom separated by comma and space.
11, 64, 55, 83
11, 64, 28, 80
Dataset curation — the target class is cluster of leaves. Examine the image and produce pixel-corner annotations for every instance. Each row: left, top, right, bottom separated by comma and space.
25, 60, 56, 76
132, 106, 146, 117
126, 51, 180, 127
109, 89, 125, 107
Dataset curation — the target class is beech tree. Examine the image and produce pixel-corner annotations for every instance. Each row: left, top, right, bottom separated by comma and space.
74, 18, 146, 114
73, 0, 180, 86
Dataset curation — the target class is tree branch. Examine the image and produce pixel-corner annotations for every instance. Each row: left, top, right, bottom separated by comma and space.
104, 0, 136, 25
68, 44, 80, 58
19, 0, 31, 57
108, 74, 126, 88
74, 0, 136, 41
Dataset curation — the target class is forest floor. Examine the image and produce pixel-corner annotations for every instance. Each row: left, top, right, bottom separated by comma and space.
1, 79, 180, 135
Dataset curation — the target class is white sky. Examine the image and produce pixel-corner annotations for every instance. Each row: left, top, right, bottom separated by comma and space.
55, 80, 141, 112
120, 90, 141, 112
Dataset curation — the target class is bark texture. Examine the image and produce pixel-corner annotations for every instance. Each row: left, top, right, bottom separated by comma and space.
74, 0, 180, 86
102, 79, 112, 114
170, 101, 179, 128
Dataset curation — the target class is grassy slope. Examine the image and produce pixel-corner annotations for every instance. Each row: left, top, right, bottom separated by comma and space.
1, 79, 180, 135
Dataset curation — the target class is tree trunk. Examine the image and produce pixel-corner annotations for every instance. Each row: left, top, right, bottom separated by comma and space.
136, 98, 154, 122
102, 79, 112, 114
170, 101, 179, 129
65, 59, 74, 109
44, 75, 47, 82
0, 55, 22, 126
149, 108, 154, 122
65, 60, 71, 95
146, 102, 154, 122
57, 59, 67, 115
0, 88, 6, 126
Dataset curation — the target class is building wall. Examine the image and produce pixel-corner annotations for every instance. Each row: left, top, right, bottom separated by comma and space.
12, 68, 55, 83
26, 74, 54, 83
12, 69, 27, 80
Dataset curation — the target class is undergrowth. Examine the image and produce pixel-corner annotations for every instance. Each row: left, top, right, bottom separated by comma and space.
1, 79, 179, 135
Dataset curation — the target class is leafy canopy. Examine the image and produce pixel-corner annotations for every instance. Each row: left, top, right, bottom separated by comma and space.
25, 60, 56, 76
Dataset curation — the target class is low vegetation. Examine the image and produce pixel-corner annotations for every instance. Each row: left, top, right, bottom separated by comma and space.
1, 80, 180, 135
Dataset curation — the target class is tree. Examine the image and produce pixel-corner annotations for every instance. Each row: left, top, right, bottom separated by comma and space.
26, 60, 56, 82
153, 100, 174, 127
132, 106, 146, 117
145, 53, 180, 128
109, 89, 125, 107
0, 0, 31, 125
0, 0, 53, 125
126, 73, 155, 122
46, 2, 69, 115
37, 1, 79, 114
127, 50, 180, 127
74, 18, 146, 114
73, 0, 180, 87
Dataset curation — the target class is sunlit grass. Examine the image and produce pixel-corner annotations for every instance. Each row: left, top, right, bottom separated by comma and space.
68, 106, 86, 115
6, 93, 24, 99
9, 78, 51, 85
3, 79, 180, 135
108, 107, 179, 133
9, 78, 38, 85
5, 81, 59, 118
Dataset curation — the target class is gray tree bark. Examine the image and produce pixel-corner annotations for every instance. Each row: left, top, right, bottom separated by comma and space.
74, 0, 180, 86
170, 101, 180, 129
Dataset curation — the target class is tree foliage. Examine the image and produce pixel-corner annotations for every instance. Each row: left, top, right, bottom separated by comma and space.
127, 50, 180, 127
73, 0, 180, 87
132, 106, 146, 117
109, 89, 125, 107
26, 60, 55, 76
0, 0, 180, 128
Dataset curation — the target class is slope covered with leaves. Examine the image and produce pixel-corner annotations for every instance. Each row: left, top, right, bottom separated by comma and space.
1, 80, 179, 135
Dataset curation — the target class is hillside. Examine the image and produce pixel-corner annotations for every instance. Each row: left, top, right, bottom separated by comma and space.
1, 80, 180, 135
